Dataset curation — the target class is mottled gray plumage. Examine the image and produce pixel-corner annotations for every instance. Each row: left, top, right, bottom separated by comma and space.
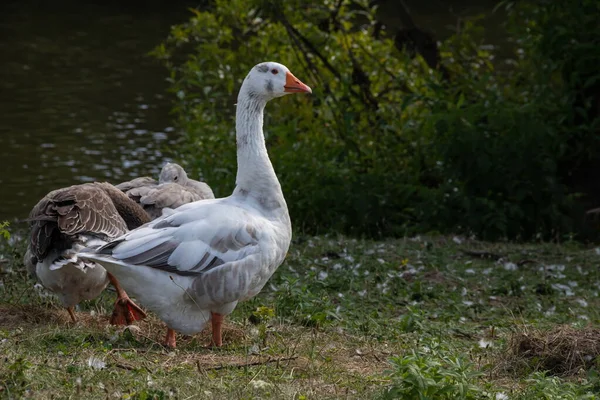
158, 162, 215, 200
27, 183, 149, 264
115, 176, 157, 193
117, 163, 214, 219
24, 182, 151, 308
256, 63, 270, 73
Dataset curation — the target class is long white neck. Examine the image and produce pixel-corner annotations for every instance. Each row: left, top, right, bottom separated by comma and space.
233, 88, 283, 199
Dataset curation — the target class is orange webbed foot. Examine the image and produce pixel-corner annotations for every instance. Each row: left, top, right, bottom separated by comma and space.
164, 328, 177, 348
110, 295, 147, 325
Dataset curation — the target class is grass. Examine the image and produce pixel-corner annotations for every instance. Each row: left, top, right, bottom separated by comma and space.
2, 230, 600, 399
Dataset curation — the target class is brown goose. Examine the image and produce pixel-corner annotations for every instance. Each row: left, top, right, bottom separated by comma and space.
116, 163, 215, 219
24, 182, 149, 324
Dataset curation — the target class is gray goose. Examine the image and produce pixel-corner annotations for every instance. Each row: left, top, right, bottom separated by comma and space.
159, 162, 215, 200
24, 182, 149, 324
116, 162, 215, 219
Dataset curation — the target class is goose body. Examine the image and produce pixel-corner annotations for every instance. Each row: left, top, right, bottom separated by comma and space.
159, 162, 215, 200
24, 182, 150, 324
116, 163, 215, 219
79, 61, 312, 347
31, 246, 109, 309
113, 176, 157, 193
89, 195, 290, 335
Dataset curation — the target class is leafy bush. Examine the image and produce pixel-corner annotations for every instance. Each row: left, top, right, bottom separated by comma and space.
514, 371, 599, 400
0, 221, 10, 241
381, 339, 483, 399
151, 0, 420, 237
152, 0, 600, 240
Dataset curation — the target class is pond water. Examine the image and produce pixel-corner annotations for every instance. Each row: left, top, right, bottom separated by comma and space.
0, 0, 503, 223
0, 0, 199, 222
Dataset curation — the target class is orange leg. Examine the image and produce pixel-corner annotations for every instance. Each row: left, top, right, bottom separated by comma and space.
107, 272, 147, 325
211, 312, 224, 347
164, 328, 177, 348
67, 306, 77, 322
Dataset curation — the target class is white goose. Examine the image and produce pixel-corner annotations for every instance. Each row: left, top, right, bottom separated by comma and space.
78, 61, 312, 348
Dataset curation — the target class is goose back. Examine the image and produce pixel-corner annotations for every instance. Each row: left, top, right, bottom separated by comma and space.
159, 162, 215, 199
27, 182, 150, 265
114, 176, 157, 193
118, 164, 215, 218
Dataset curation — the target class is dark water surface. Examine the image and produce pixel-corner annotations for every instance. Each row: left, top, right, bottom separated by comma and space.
0, 0, 503, 223
0, 0, 198, 222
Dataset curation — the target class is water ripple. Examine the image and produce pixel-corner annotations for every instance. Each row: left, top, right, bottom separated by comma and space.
0, 0, 197, 221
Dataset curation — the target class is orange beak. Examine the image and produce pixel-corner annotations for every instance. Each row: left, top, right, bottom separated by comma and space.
284, 71, 312, 94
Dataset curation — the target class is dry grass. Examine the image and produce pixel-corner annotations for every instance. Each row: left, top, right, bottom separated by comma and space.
502, 325, 600, 377
0, 302, 390, 399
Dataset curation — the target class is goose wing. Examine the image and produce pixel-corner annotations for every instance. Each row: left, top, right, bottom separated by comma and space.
115, 176, 157, 193
138, 183, 209, 211
91, 201, 264, 278
28, 183, 128, 260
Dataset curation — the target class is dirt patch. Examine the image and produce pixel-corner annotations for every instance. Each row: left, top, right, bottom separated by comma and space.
334, 353, 388, 375
504, 325, 600, 376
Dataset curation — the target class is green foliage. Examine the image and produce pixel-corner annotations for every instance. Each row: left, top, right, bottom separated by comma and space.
0, 221, 10, 241
269, 274, 338, 328
506, 1, 600, 195
130, 389, 168, 400
513, 371, 598, 399
152, 0, 600, 240
152, 0, 417, 236
381, 339, 483, 399
1, 358, 32, 397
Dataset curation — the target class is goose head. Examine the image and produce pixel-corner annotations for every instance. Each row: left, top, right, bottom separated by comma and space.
242, 62, 312, 100
159, 162, 188, 185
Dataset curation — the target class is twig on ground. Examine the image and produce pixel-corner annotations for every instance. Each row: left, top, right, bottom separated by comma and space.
516, 259, 537, 266
200, 356, 298, 371
113, 362, 136, 371
109, 353, 153, 373
459, 249, 504, 260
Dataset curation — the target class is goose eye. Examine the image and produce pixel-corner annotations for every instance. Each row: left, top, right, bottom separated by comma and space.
271, 69, 278, 75
174, 176, 178, 181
